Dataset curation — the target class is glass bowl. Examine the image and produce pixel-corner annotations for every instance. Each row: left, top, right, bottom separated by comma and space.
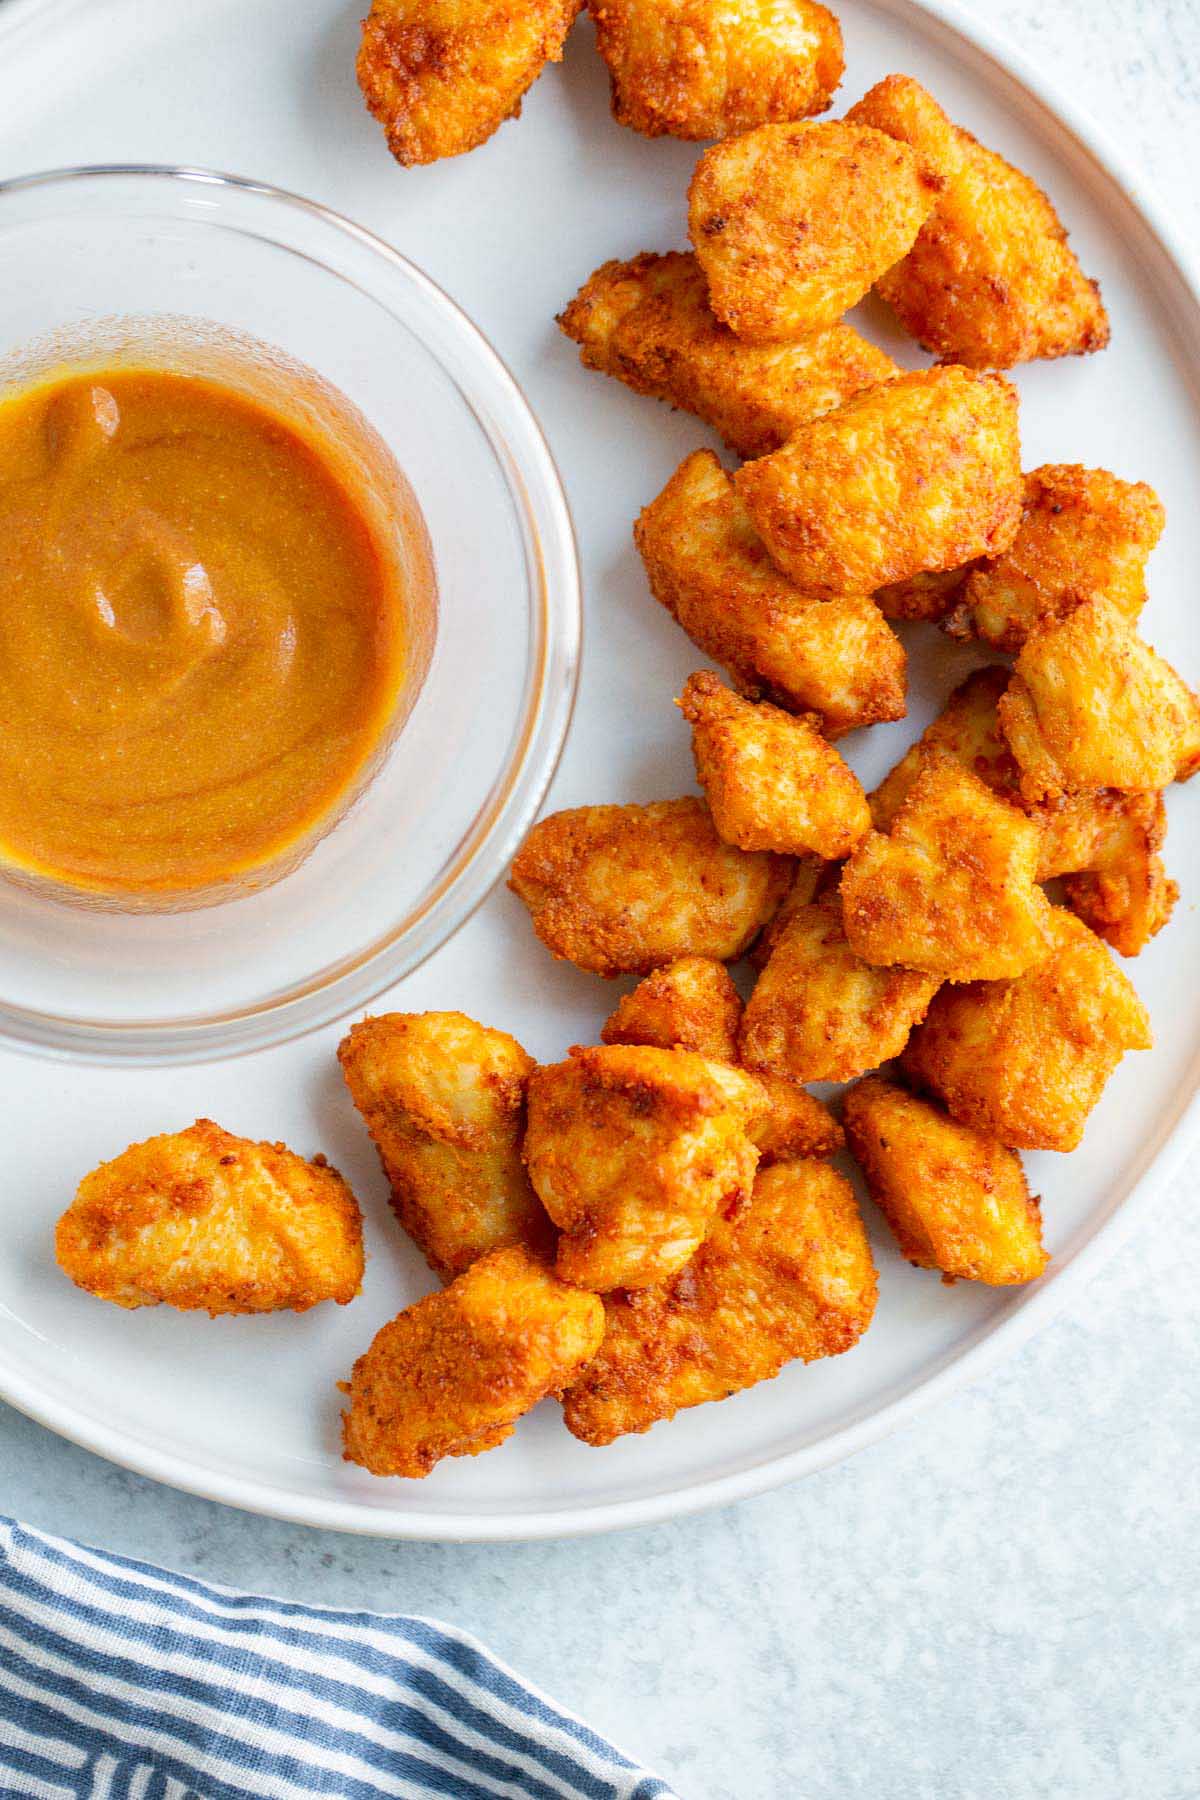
0, 166, 580, 1063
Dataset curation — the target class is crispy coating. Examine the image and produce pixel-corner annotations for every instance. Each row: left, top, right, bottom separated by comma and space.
509, 797, 792, 977
587, 0, 843, 141
559, 252, 898, 460
679, 671, 871, 858
56, 1119, 363, 1315
521, 1044, 759, 1296
635, 450, 906, 735
740, 891, 940, 1083
524, 1044, 764, 1290
870, 667, 1177, 956
903, 907, 1151, 1151
875, 567, 972, 623
688, 120, 937, 341
998, 596, 1200, 801
846, 74, 1109, 368
733, 366, 1023, 596
601, 955, 742, 1059
945, 465, 1165, 651
357, 0, 578, 166
841, 756, 1052, 983
598, 953, 843, 1161
563, 1157, 876, 1444
337, 1011, 551, 1281
341, 1246, 603, 1477
843, 1078, 1047, 1285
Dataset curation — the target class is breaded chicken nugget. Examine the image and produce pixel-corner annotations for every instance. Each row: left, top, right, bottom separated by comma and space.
587, 0, 843, 141
337, 1011, 551, 1281
945, 465, 1165, 651
563, 1157, 876, 1444
846, 74, 1109, 368
679, 671, 871, 858
509, 797, 792, 977
733, 366, 1022, 596
341, 1246, 603, 1477
903, 908, 1151, 1151
740, 891, 940, 1083
357, 0, 578, 166
841, 756, 1051, 983
635, 450, 906, 735
524, 1045, 764, 1289
844, 1077, 1047, 1286
56, 1119, 363, 1315
598, 953, 843, 1162
559, 253, 898, 460
998, 596, 1200, 801
688, 120, 937, 341
874, 566, 973, 623
870, 668, 1177, 956
601, 955, 742, 1059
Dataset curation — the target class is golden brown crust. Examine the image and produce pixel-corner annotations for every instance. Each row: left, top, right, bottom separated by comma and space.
635, 450, 906, 735
733, 366, 1023, 596
946, 465, 1165, 651
563, 1158, 876, 1444
902, 908, 1151, 1151
679, 671, 871, 859
587, 0, 844, 141
750, 1072, 843, 1164
341, 1246, 604, 1477
601, 956, 742, 1059
523, 1044, 764, 1290
337, 1011, 552, 1281
874, 566, 973, 623
357, 0, 579, 165
688, 120, 937, 341
739, 891, 940, 1083
997, 596, 1200, 801
846, 74, 1109, 368
508, 797, 793, 977
841, 756, 1052, 983
844, 1077, 1047, 1285
55, 1120, 364, 1315
558, 252, 898, 460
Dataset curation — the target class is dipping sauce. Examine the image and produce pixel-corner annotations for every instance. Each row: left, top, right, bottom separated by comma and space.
0, 368, 409, 900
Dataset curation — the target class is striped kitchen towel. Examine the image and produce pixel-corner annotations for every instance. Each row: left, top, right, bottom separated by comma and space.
0, 1517, 680, 1800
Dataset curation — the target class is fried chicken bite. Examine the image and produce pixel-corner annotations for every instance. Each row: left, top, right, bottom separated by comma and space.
841, 756, 1052, 983
559, 252, 898, 460
563, 1157, 876, 1445
688, 120, 937, 341
903, 907, 1151, 1151
524, 1044, 764, 1290
998, 597, 1200, 802
870, 667, 1178, 956
509, 797, 792, 977
679, 671, 871, 859
601, 955, 742, 1059
946, 465, 1165, 651
56, 1120, 363, 1315
874, 566, 972, 623
587, 0, 843, 141
341, 1246, 603, 1478
635, 450, 906, 735
740, 891, 940, 1083
846, 74, 1109, 368
357, 0, 578, 166
844, 1077, 1047, 1286
598, 952, 843, 1162
733, 366, 1022, 596
337, 1011, 551, 1282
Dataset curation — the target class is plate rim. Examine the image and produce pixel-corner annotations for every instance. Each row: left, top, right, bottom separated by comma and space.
2, 0, 1199, 1540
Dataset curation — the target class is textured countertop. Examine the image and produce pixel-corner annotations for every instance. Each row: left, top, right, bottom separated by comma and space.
4, 4, 1199, 1797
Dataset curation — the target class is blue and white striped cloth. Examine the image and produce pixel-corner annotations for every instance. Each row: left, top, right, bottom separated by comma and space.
0, 1517, 680, 1800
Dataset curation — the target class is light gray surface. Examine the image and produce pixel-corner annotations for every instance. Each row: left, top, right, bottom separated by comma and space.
3, 4, 1200, 1797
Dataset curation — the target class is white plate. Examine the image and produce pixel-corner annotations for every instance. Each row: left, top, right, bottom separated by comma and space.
1, 0, 1199, 1541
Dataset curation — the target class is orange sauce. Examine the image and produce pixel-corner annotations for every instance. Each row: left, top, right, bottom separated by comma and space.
0, 368, 408, 900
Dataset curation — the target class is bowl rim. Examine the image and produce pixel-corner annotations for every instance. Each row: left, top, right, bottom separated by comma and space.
0, 163, 582, 1066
